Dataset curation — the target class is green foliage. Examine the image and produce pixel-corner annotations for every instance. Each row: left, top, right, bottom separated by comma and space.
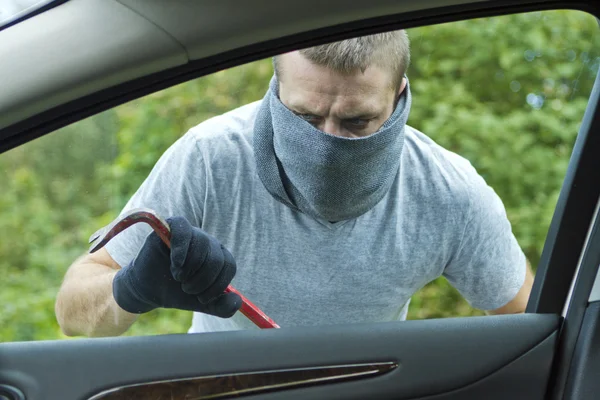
1, 10, 598, 341
408, 11, 599, 268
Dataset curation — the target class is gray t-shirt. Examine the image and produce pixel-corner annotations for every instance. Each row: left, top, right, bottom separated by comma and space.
105, 100, 526, 333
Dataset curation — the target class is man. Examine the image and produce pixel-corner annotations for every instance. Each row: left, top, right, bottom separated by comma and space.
55, 30, 534, 337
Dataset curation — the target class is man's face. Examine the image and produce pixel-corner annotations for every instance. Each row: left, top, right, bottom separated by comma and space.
278, 51, 406, 138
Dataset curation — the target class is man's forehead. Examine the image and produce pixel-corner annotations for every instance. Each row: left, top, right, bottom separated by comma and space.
278, 52, 391, 92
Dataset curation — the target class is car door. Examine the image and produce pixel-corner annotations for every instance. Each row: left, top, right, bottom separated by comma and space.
1, 0, 599, 399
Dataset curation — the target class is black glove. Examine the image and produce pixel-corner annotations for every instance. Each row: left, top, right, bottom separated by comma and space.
112, 216, 242, 318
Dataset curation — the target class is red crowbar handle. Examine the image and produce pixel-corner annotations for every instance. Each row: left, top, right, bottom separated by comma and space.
88, 207, 280, 329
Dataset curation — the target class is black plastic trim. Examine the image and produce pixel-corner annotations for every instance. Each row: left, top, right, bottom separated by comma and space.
563, 302, 600, 400
544, 194, 600, 399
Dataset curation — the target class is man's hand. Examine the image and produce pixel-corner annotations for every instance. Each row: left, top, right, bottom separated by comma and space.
112, 216, 242, 317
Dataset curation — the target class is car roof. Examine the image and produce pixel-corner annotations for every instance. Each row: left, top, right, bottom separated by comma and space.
0, 0, 593, 152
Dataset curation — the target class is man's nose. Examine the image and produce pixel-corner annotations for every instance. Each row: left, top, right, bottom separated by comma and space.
320, 119, 347, 138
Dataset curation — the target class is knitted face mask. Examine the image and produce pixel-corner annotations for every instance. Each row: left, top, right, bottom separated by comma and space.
254, 76, 411, 222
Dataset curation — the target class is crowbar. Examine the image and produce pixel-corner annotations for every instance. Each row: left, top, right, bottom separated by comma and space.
88, 207, 280, 329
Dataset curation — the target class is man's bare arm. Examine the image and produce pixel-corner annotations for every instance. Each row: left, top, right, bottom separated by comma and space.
55, 248, 138, 337
488, 260, 535, 315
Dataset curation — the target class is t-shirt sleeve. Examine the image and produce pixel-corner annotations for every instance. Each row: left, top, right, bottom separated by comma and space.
103, 132, 205, 268
443, 172, 527, 311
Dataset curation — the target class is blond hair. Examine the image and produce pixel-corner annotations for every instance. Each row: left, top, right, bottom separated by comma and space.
274, 30, 410, 90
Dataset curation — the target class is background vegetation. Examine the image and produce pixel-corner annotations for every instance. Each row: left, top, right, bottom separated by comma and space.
1, 10, 599, 341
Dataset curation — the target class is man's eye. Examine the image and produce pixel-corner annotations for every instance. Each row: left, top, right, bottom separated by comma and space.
296, 114, 319, 122
344, 118, 371, 128
297, 113, 320, 123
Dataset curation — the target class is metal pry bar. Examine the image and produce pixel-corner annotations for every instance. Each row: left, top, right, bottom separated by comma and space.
88, 208, 280, 329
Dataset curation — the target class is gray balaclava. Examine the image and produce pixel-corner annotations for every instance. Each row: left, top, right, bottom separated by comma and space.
253, 75, 412, 222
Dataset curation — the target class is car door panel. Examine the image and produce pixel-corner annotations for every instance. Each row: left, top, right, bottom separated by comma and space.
0, 314, 558, 400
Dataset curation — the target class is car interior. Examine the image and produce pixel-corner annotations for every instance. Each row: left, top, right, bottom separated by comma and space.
1, 1, 600, 399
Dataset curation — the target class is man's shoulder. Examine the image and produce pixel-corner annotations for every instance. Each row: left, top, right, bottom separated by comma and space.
184, 100, 262, 152
404, 126, 478, 178
402, 125, 485, 205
